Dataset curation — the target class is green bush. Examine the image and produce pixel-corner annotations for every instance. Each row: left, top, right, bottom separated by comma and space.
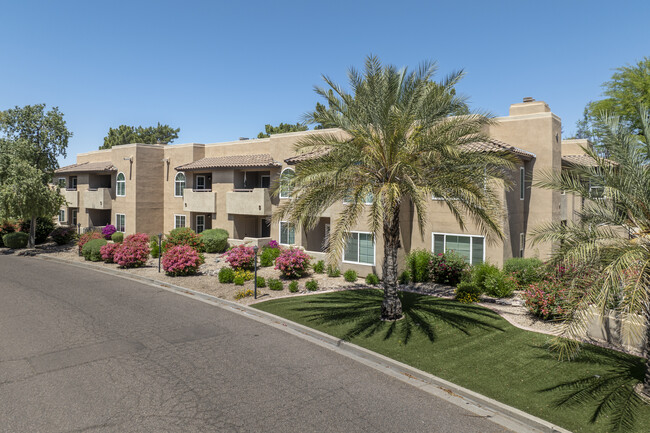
406, 249, 432, 282
149, 237, 160, 258
471, 263, 515, 298
82, 238, 108, 261
234, 275, 245, 286
201, 228, 229, 253
503, 257, 544, 287
305, 279, 318, 291
288, 280, 299, 293
343, 269, 357, 282
0, 220, 17, 247
2, 232, 28, 249
471, 262, 501, 290
111, 232, 124, 243
218, 267, 235, 283
455, 281, 482, 303
429, 251, 468, 286
268, 278, 283, 291
327, 265, 340, 277
19, 217, 55, 244
164, 227, 204, 252
256, 276, 266, 288
313, 260, 325, 273
260, 246, 282, 267
365, 273, 380, 285
50, 226, 76, 245
398, 270, 411, 284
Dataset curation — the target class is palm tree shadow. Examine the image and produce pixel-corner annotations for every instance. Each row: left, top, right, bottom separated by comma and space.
291, 289, 506, 344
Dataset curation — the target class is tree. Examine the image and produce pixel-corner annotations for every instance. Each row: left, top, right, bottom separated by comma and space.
534, 108, 650, 401
100, 123, 180, 149
0, 104, 71, 247
257, 123, 307, 138
274, 56, 513, 320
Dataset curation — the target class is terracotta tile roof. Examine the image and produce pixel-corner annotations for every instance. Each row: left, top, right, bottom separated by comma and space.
460, 139, 535, 159
562, 154, 616, 167
284, 149, 331, 165
55, 161, 117, 174
175, 154, 281, 171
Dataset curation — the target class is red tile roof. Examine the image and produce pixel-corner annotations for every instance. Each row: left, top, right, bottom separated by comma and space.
175, 154, 281, 171
55, 161, 116, 174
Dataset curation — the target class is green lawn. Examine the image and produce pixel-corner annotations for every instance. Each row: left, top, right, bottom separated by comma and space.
253, 289, 650, 433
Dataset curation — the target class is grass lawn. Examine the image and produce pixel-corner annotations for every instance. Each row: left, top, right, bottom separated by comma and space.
253, 289, 650, 433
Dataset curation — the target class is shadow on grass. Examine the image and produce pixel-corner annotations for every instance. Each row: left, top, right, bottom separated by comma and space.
292, 289, 506, 344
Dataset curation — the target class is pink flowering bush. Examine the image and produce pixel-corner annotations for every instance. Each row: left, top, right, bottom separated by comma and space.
124, 233, 150, 245
428, 251, 468, 286
162, 245, 205, 276
275, 247, 311, 278
100, 242, 120, 263
222, 244, 256, 270
267, 240, 279, 249
114, 232, 150, 268
102, 224, 117, 240
522, 280, 569, 320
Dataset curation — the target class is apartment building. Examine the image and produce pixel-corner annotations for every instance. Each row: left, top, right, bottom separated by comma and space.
55, 98, 590, 276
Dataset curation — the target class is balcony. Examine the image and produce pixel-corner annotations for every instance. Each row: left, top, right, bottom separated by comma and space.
62, 188, 79, 208
183, 189, 217, 213
226, 188, 271, 216
84, 188, 112, 210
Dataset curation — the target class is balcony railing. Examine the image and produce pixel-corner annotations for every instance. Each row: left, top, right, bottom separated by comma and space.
62, 188, 79, 208
183, 188, 217, 213
226, 188, 271, 216
84, 188, 112, 210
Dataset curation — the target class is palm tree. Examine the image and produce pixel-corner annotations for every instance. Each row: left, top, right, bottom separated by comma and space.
274, 56, 513, 320
533, 107, 650, 399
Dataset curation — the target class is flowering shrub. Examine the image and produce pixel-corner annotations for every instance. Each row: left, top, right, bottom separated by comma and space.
275, 247, 311, 278
102, 224, 117, 240
267, 240, 279, 249
0, 220, 17, 247
522, 280, 570, 320
50, 226, 76, 245
124, 233, 150, 245
114, 233, 150, 268
222, 245, 256, 270
455, 281, 481, 303
78, 231, 104, 254
429, 251, 468, 286
162, 245, 204, 276
234, 269, 254, 281
100, 242, 120, 263
234, 288, 254, 299
163, 227, 204, 253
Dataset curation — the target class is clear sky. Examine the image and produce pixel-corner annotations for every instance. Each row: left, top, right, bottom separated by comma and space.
1, 0, 648, 166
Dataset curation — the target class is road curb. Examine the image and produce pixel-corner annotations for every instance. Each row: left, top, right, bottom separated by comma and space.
35, 255, 571, 433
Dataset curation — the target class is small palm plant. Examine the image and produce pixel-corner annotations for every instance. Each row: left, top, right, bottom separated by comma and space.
274, 56, 513, 320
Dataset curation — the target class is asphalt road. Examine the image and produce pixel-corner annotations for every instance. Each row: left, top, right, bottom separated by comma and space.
0, 255, 512, 433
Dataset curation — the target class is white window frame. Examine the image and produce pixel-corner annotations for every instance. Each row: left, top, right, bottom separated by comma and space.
116, 213, 126, 232
342, 231, 375, 266
520, 167, 525, 200
195, 175, 206, 191
431, 232, 485, 265
70, 176, 77, 190
520, 233, 525, 258
279, 221, 295, 245
116, 172, 126, 197
174, 214, 186, 229
71, 209, 77, 226
174, 172, 186, 197
58, 209, 65, 223
279, 168, 295, 199
196, 215, 205, 233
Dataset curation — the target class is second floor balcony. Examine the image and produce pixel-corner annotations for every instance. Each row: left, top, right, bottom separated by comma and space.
62, 188, 79, 208
84, 188, 112, 210
226, 188, 272, 216
184, 188, 217, 213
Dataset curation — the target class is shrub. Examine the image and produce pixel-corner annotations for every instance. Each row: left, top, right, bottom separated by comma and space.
111, 232, 124, 243
471, 262, 500, 289
124, 233, 150, 245
234, 276, 245, 286
406, 249, 432, 282
455, 281, 482, 303
267, 240, 279, 248
365, 273, 380, 285
0, 220, 17, 247
2, 231, 28, 249
483, 271, 517, 298
234, 288, 253, 300
343, 269, 357, 282
429, 251, 468, 286
78, 231, 104, 254
260, 245, 282, 267
327, 265, 341, 278
306, 279, 318, 291
222, 244, 256, 270
201, 228, 229, 253
398, 270, 411, 284
275, 247, 311, 278
288, 281, 299, 293
114, 233, 150, 268
234, 269, 253, 281
50, 226, 76, 245
268, 278, 283, 291
19, 217, 55, 244
162, 245, 204, 276
164, 227, 204, 253
149, 237, 160, 258
522, 280, 570, 320
218, 267, 235, 283
313, 260, 325, 273
100, 242, 120, 263
256, 276, 266, 288
82, 238, 107, 261
102, 224, 117, 240
503, 257, 544, 287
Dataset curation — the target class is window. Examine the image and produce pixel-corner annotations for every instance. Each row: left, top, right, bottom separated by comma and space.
520, 167, 525, 200
116, 172, 126, 197
279, 168, 295, 199
175, 172, 186, 197
57, 178, 65, 188
69, 176, 77, 190
261, 175, 271, 188
279, 221, 295, 245
58, 209, 65, 222
195, 175, 206, 190
116, 214, 125, 232
519, 233, 525, 258
196, 215, 205, 233
343, 232, 375, 265
589, 181, 605, 199
71, 209, 77, 226
174, 214, 186, 229
432, 233, 484, 265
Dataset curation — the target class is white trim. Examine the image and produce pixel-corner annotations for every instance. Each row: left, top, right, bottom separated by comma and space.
519, 167, 525, 201
174, 172, 186, 197
58, 209, 65, 222
116, 172, 126, 197
342, 231, 376, 266
431, 232, 485, 265
115, 213, 126, 232
196, 214, 205, 233
279, 167, 295, 199
279, 220, 295, 245
174, 214, 186, 229
71, 209, 78, 226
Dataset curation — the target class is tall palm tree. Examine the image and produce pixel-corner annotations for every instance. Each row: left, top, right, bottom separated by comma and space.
274, 56, 514, 320
534, 107, 650, 399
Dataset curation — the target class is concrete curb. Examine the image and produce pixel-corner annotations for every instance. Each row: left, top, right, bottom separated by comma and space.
35, 255, 571, 433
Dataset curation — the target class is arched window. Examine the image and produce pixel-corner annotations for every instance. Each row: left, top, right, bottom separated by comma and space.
116, 172, 126, 197
279, 168, 295, 199
174, 172, 186, 197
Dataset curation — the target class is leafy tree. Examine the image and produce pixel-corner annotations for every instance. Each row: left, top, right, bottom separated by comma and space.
274, 56, 513, 320
534, 108, 650, 402
257, 122, 307, 138
100, 123, 180, 149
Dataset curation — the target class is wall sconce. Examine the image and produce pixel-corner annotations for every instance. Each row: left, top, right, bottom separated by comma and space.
123, 156, 133, 162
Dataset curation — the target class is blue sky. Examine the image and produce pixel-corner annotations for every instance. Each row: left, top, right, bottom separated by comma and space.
1, 0, 648, 166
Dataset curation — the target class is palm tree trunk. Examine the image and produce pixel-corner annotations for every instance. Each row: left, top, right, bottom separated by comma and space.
28, 215, 36, 248
381, 206, 402, 321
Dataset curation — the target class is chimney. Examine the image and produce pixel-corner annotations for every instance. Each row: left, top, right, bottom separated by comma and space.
523, 97, 535, 103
